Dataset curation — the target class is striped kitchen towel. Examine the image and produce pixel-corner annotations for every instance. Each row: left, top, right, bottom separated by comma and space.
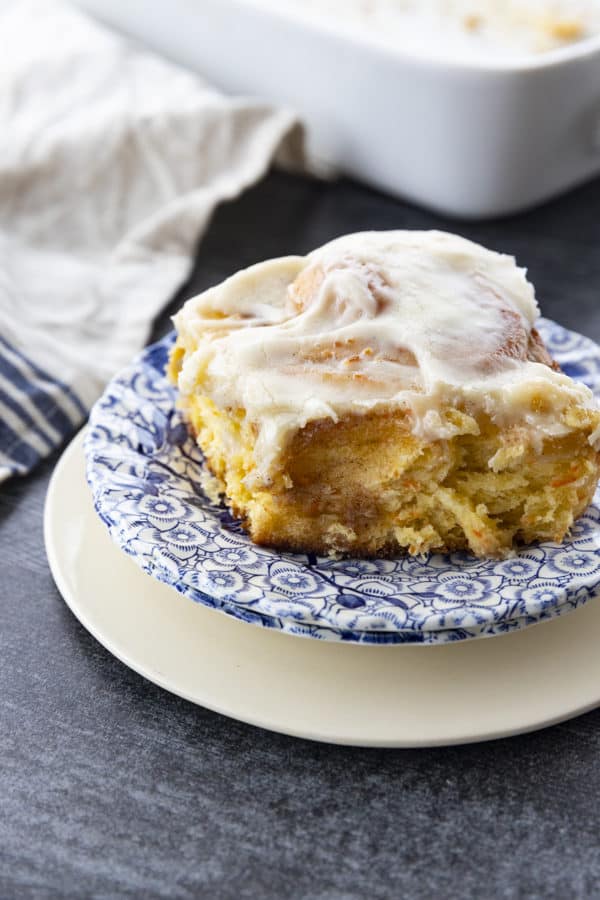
0, 335, 87, 478
0, 0, 300, 482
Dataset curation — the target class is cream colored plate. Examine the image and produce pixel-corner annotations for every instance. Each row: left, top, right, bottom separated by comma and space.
44, 431, 600, 747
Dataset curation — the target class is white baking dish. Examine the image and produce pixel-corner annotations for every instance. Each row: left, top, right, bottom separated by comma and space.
75, 0, 600, 218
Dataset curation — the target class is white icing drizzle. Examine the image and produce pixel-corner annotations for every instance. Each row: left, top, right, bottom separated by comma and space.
173, 231, 598, 482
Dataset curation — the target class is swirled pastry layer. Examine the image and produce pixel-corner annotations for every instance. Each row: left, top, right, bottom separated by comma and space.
169, 231, 600, 557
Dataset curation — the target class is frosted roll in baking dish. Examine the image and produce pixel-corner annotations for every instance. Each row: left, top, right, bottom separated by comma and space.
169, 231, 600, 558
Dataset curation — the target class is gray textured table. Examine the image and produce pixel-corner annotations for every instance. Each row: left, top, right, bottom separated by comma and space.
2, 172, 600, 899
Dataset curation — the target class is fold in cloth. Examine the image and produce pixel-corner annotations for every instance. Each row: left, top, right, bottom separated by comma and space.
0, 0, 300, 481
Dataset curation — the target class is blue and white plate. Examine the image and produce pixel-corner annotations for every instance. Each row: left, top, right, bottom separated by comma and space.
84, 319, 600, 644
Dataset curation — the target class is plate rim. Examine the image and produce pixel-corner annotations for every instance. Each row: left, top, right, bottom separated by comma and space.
83, 318, 600, 644
45, 431, 600, 747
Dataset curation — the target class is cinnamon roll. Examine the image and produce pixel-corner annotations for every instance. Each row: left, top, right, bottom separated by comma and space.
168, 231, 600, 558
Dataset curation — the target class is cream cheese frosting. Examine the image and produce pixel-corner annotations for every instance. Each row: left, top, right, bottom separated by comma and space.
173, 230, 599, 481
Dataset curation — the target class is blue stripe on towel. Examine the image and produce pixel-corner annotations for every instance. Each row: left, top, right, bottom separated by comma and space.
0, 337, 87, 480
0, 385, 56, 451
0, 416, 41, 473
0, 334, 86, 419
0, 352, 76, 440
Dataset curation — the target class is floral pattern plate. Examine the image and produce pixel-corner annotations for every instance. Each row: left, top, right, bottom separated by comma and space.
84, 318, 600, 644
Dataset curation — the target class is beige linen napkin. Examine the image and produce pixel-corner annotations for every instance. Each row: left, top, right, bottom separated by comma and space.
0, 0, 299, 480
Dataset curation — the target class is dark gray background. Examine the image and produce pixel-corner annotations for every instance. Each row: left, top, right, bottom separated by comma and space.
2, 171, 600, 899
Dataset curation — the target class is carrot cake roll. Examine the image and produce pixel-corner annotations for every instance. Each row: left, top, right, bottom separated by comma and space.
168, 231, 600, 558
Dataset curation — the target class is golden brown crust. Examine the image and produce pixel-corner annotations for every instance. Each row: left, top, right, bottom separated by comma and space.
177, 379, 600, 559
